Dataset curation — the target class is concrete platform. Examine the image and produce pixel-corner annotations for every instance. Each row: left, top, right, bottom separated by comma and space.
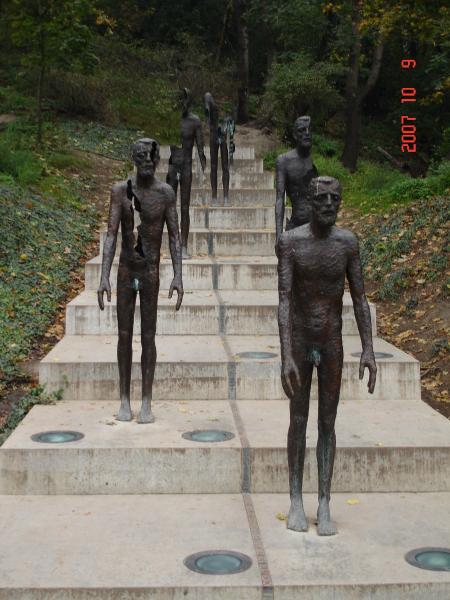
0, 493, 449, 599
100, 228, 277, 257
39, 335, 420, 402
85, 255, 280, 291
189, 188, 274, 206
160, 145, 255, 159
66, 290, 376, 337
1, 399, 449, 495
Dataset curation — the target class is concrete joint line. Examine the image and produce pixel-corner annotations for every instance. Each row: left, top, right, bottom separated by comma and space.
219, 305, 226, 334
211, 262, 219, 290
207, 231, 214, 255
242, 493, 274, 598
204, 207, 209, 229
227, 361, 236, 400
228, 396, 251, 493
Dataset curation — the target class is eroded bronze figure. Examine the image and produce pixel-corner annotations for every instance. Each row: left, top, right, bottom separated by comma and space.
170, 88, 206, 259
204, 92, 230, 204
98, 138, 183, 423
275, 116, 318, 246
277, 176, 376, 535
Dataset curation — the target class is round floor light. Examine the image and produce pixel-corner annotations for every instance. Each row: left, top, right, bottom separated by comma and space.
182, 430, 235, 443
184, 550, 252, 575
351, 352, 393, 359
405, 548, 450, 571
31, 431, 84, 444
236, 351, 277, 359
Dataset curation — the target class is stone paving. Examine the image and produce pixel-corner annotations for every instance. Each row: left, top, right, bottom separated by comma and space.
1, 146, 449, 598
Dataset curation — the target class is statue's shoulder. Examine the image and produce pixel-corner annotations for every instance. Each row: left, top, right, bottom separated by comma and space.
276, 149, 297, 166
277, 224, 309, 254
111, 180, 127, 196
333, 226, 358, 247
155, 179, 176, 201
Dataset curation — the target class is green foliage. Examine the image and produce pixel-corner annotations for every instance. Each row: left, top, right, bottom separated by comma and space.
0, 385, 62, 446
359, 196, 449, 300
61, 120, 141, 160
0, 122, 43, 185
0, 180, 96, 387
260, 53, 344, 139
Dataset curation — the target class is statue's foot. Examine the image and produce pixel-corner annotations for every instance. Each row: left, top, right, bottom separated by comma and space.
182, 247, 191, 260
137, 403, 155, 424
223, 195, 229, 205
287, 499, 308, 532
116, 402, 132, 422
317, 498, 337, 536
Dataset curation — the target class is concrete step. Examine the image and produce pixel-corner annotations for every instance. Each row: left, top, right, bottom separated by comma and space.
157, 157, 264, 173
160, 145, 255, 159
101, 206, 284, 232
190, 168, 275, 188
67, 290, 377, 337
86, 255, 280, 291
0, 492, 449, 598
39, 335, 420, 402
189, 188, 274, 205
100, 228, 277, 257
2, 399, 449, 494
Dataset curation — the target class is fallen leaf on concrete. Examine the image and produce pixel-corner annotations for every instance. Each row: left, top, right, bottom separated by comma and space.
276, 512, 287, 521
346, 499, 360, 505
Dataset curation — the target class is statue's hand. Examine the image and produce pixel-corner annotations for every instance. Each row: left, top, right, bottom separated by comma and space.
281, 357, 301, 399
359, 349, 377, 394
97, 278, 111, 311
169, 277, 184, 311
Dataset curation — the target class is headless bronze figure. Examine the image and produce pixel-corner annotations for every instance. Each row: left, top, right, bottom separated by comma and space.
166, 88, 206, 259
277, 176, 377, 535
275, 116, 318, 247
204, 92, 230, 205
98, 138, 184, 424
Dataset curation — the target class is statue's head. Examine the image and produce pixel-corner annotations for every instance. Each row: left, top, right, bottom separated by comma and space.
308, 176, 341, 226
180, 87, 192, 115
293, 116, 312, 151
204, 92, 215, 121
132, 138, 160, 178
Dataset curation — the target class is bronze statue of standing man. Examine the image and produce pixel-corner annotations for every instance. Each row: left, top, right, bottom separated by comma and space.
175, 88, 206, 259
98, 138, 183, 424
275, 116, 318, 247
204, 92, 230, 205
277, 176, 376, 535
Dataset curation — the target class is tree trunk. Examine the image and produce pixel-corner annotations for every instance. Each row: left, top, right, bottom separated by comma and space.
341, 2, 384, 172
234, 0, 249, 123
341, 1, 361, 172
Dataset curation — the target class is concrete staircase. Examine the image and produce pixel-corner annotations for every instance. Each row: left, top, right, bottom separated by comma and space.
1, 147, 449, 599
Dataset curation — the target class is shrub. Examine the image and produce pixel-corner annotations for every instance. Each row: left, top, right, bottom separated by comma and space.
259, 53, 344, 140
45, 70, 114, 122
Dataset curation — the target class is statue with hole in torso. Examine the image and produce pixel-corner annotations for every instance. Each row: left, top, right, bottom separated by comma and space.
277, 176, 377, 535
98, 138, 184, 424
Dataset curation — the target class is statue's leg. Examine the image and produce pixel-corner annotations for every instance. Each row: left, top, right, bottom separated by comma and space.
166, 166, 179, 196
316, 342, 343, 536
116, 263, 137, 421
210, 140, 218, 204
220, 141, 229, 204
137, 268, 159, 424
287, 352, 314, 532
180, 165, 192, 259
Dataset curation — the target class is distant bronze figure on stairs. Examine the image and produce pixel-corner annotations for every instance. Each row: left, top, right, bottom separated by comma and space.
204, 92, 232, 205
98, 138, 184, 424
275, 116, 318, 249
173, 87, 206, 259
277, 176, 376, 535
